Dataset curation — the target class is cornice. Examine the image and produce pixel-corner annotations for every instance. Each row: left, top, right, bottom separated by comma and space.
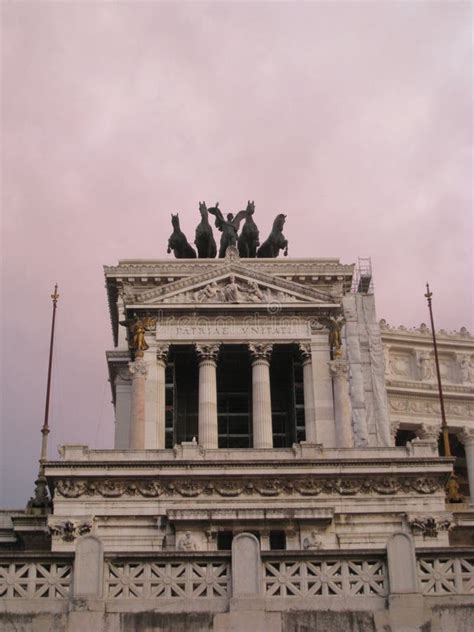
380, 320, 473, 345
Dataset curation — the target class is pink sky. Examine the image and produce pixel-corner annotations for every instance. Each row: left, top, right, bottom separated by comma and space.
1, 1, 472, 507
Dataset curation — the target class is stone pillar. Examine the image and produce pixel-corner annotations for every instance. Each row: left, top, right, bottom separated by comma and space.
196, 343, 221, 449
299, 343, 317, 443
155, 345, 170, 449
458, 427, 474, 504
114, 366, 132, 449
310, 331, 337, 446
231, 533, 261, 598
73, 535, 104, 599
386, 532, 418, 594
249, 343, 273, 449
129, 355, 148, 449
329, 357, 353, 448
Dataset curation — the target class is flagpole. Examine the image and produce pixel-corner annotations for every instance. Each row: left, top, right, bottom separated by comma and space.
28, 284, 59, 512
424, 283, 450, 457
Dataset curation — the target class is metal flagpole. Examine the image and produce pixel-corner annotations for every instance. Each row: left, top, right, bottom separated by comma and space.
28, 284, 59, 513
424, 283, 450, 457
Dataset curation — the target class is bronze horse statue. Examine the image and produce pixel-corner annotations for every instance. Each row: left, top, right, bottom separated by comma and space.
208, 203, 247, 258
237, 201, 260, 258
194, 202, 217, 258
257, 213, 288, 258
167, 213, 196, 258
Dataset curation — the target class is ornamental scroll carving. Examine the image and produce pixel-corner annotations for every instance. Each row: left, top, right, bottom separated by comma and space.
55, 475, 443, 499
49, 519, 92, 542
408, 514, 453, 538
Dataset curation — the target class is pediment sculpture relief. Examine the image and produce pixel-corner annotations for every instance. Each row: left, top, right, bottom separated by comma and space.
162, 275, 305, 305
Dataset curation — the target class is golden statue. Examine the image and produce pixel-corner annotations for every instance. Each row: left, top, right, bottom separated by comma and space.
445, 474, 463, 503
131, 317, 148, 353
328, 315, 345, 355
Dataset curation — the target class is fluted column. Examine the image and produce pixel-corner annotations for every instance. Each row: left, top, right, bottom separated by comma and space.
299, 343, 317, 443
129, 355, 148, 449
196, 343, 221, 449
458, 427, 474, 504
155, 345, 170, 449
329, 358, 353, 448
249, 343, 273, 448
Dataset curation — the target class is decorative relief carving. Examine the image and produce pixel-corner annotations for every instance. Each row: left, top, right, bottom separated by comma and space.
388, 397, 474, 419
55, 474, 444, 499
167, 276, 305, 305
49, 519, 92, 541
177, 531, 198, 551
458, 354, 474, 384
302, 530, 322, 550
408, 514, 453, 538
417, 351, 435, 381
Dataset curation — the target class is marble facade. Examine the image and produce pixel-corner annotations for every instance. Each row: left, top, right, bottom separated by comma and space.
1, 252, 473, 631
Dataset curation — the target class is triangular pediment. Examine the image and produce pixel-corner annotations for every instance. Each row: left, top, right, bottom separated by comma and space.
126, 262, 338, 307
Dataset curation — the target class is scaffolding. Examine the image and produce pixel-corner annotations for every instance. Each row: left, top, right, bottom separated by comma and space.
351, 257, 373, 294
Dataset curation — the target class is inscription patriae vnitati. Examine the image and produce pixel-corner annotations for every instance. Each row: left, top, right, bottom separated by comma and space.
155, 314, 311, 340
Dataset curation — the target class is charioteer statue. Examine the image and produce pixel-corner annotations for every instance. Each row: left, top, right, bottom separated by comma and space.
166, 200, 288, 259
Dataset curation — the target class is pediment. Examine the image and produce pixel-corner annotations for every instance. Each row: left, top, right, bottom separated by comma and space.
126, 262, 338, 308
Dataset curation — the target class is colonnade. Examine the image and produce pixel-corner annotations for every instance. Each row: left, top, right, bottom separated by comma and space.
125, 341, 354, 451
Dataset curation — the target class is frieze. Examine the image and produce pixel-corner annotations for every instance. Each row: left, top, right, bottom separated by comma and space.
388, 396, 474, 419
54, 474, 444, 499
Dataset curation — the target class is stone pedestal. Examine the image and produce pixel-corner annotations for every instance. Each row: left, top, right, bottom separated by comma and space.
329, 357, 353, 448
128, 355, 148, 449
249, 343, 273, 449
299, 343, 317, 443
458, 427, 474, 504
196, 343, 221, 449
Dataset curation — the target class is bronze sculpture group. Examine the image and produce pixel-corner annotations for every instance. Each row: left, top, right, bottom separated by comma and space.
167, 201, 288, 259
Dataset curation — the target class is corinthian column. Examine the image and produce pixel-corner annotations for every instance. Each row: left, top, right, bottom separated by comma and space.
249, 343, 273, 448
196, 343, 221, 449
129, 355, 148, 449
329, 358, 353, 448
458, 427, 474, 505
299, 343, 317, 443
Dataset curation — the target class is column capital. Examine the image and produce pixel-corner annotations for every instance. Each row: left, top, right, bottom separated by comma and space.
196, 342, 221, 363
415, 423, 440, 442
129, 357, 148, 377
249, 342, 273, 363
299, 342, 312, 365
156, 344, 170, 365
457, 426, 474, 447
328, 358, 349, 379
